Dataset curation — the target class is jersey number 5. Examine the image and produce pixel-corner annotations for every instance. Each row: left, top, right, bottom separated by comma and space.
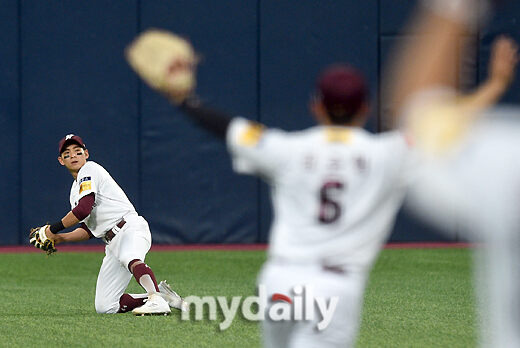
318, 181, 345, 224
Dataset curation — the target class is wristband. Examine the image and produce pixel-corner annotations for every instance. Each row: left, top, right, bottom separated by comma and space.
49, 221, 65, 233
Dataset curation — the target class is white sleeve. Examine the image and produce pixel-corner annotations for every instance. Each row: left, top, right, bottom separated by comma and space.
75, 163, 99, 200
400, 88, 483, 236
400, 87, 480, 157
226, 117, 288, 178
405, 156, 473, 235
377, 131, 416, 189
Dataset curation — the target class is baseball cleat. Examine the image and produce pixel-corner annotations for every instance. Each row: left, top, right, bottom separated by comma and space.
158, 280, 189, 312
132, 293, 171, 316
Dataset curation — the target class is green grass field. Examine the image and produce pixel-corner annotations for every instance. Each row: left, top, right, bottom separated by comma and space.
0, 248, 476, 347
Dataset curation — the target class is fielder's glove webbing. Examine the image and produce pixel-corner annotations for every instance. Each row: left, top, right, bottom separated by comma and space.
126, 29, 197, 104
29, 225, 57, 255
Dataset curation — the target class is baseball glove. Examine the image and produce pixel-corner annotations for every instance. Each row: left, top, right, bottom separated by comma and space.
29, 225, 57, 255
126, 29, 197, 104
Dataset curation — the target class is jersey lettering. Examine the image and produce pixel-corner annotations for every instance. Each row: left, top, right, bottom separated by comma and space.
318, 181, 345, 224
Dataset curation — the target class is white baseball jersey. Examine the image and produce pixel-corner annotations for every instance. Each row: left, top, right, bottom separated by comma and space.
70, 161, 137, 238
406, 105, 520, 348
227, 117, 413, 272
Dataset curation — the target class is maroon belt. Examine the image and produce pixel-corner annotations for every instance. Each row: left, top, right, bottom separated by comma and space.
322, 265, 347, 275
104, 219, 126, 243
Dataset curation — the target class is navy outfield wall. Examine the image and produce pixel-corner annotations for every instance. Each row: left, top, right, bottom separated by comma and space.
0, 0, 20, 245
1, 0, 515, 245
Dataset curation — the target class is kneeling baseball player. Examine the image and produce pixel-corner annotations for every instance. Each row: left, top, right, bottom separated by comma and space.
29, 134, 188, 315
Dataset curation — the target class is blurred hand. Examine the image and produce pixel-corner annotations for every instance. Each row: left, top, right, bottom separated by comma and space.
489, 36, 519, 88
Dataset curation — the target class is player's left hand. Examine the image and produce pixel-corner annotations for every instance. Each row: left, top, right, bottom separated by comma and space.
29, 225, 57, 255
125, 29, 198, 105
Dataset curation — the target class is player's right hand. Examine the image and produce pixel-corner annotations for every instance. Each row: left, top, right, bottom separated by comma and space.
489, 36, 519, 88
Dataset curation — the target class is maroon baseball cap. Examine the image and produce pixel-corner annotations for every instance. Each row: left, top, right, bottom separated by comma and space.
316, 64, 368, 119
58, 134, 86, 154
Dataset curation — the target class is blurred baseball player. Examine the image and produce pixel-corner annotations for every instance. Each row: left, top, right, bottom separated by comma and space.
126, 31, 417, 346
386, 0, 519, 346
29, 134, 188, 315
